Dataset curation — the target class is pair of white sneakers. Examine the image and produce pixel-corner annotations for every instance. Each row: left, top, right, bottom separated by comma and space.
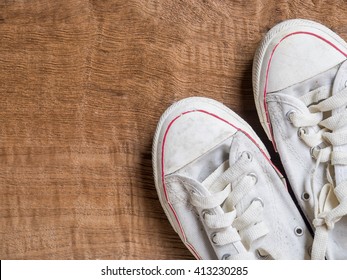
152, 19, 347, 260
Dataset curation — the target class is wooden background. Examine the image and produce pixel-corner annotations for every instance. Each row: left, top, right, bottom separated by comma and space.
1, 0, 347, 260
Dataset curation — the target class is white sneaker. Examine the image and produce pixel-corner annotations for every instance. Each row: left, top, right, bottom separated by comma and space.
253, 19, 347, 259
152, 97, 312, 259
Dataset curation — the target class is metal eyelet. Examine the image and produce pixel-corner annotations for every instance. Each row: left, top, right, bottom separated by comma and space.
294, 226, 304, 236
241, 151, 253, 161
301, 192, 310, 201
286, 110, 296, 123
211, 232, 218, 244
248, 173, 258, 184
221, 254, 230, 260
201, 209, 212, 219
310, 145, 321, 158
251, 197, 264, 207
297, 127, 307, 138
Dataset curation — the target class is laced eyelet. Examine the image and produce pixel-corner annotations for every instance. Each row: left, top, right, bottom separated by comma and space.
221, 254, 230, 260
294, 226, 304, 236
248, 172, 258, 184
211, 232, 218, 244
301, 192, 310, 201
201, 209, 212, 219
297, 127, 307, 138
251, 197, 264, 207
310, 145, 321, 158
286, 110, 296, 123
241, 151, 253, 161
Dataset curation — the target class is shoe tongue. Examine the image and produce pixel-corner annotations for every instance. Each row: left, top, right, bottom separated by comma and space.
228, 132, 242, 166
202, 134, 240, 192
202, 133, 242, 214
331, 60, 347, 186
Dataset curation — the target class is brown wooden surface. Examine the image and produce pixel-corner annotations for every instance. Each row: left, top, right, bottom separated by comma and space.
1, 0, 347, 260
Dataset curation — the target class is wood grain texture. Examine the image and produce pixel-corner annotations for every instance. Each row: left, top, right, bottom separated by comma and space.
1, 0, 347, 259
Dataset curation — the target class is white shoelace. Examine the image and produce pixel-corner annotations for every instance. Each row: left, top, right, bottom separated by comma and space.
288, 85, 347, 259
190, 152, 269, 260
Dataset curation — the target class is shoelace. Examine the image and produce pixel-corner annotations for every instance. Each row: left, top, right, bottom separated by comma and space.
288, 85, 347, 259
190, 152, 269, 260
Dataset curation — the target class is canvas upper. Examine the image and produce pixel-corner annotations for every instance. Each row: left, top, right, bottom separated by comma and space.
152, 97, 312, 259
253, 19, 347, 259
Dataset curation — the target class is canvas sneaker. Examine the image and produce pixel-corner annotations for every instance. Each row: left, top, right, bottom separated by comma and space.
152, 97, 312, 259
253, 19, 347, 259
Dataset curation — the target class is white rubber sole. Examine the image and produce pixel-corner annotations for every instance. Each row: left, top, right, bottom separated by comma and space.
152, 97, 274, 258
252, 19, 347, 142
